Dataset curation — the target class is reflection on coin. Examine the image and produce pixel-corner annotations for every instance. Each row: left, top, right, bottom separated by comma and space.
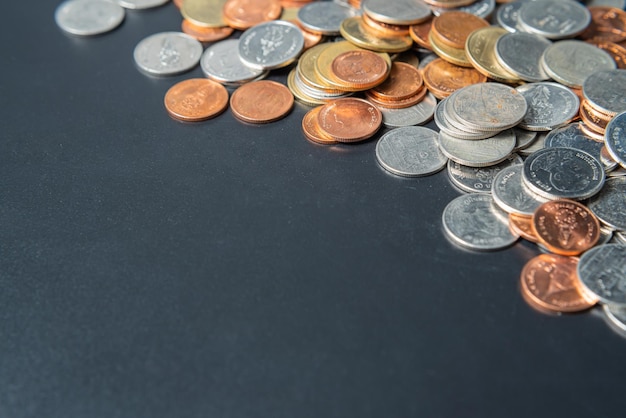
222, 0, 282, 30
116, 0, 169, 9
55, 0, 125, 36
301, 106, 338, 145
603, 304, 626, 334
376, 126, 447, 177
492, 164, 548, 215
509, 213, 538, 242
518, 0, 591, 39
134, 32, 203, 76
378, 92, 437, 127
442, 194, 518, 251
541, 40, 616, 88
605, 111, 626, 168
164, 78, 229, 122
577, 244, 626, 306
230, 80, 294, 124
439, 129, 517, 168
588, 177, 626, 230
495, 32, 551, 82
297, 1, 357, 35
582, 69, 626, 115
516, 82, 579, 131
447, 154, 523, 194
239, 21, 304, 70
422, 58, 487, 99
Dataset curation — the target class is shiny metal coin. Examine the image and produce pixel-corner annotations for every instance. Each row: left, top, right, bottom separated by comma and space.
514, 127, 538, 151
544, 123, 606, 168
116, 0, 169, 9
615, 231, 626, 244
297, 1, 357, 35
603, 304, 626, 334
541, 41, 616, 88
431, 0, 495, 19
582, 70, 626, 116
361, 0, 432, 25
578, 244, 626, 306
239, 21, 304, 71
434, 99, 495, 140
522, 146, 605, 200
375, 126, 447, 177
492, 164, 548, 215
584, 0, 626, 8
605, 111, 626, 168
518, 132, 546, 156
518, 0, 591, 39
495, 32, 551, 82
378, 92, 437, 127
438, 129, 517, 167
516, 82, 579, 131
588, 177, 626, 231
442, 194, 518, 251
134, 32, 202, 77
496, 0, 527, 33
201, 39, 267, 86
447, 154, 523, 194
55, 0, 125, 36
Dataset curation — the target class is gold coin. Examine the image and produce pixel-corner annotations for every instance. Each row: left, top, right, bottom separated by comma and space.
428, 30, 472, 67
287, 68, 327, 106
339, 17, 413, 53
181, 0, 227, 28
298, 43, 345, 92
465, 26, 520, 83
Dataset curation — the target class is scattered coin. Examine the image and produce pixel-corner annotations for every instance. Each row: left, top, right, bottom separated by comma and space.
377, 92, 437, 127
447, 154, 523, 194
301, 106, 338, 145
181, 0, 227, 28
297, 1, 357, 35
181, 19, 234, 42
134, 32, 203, 77
222, 0, 282, 30
200, 39, 267, 86
439, 129, 517, 167
541, 40, 616, 88
465, 26, 520, 84
238, 21, 305, 71
317, 98, 383, 143
492, 164, 548, 215
577, 244, 626, 306
588, 177, 626, 231
605, 110, 626, 168
582, 69, 626, 116
422, 58, 486, 100
164, 78, 229, 122
55, 0, 125, 36
516, 82, 579, 131
509, 213, 539, 242
230, 80, 294, 124
518, 0, 591, 39
361, 0, 432, 25
330, 49, 389, 91
495, 32, 552, 82
544, 123, 606, 168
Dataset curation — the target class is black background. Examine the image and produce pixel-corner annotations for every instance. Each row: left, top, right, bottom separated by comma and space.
2, 2, 625, 417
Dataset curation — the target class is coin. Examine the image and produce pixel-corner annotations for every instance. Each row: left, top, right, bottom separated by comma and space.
442, 194, 518, 251
116, 0, 169, 8
465, 26, 520, 84
580, 6, 626, 44
438, 129, 517, 167
541, 40, 616, 88
376, 126, 447, 177
589, 41, 626, 70
516, 82, 579, 131
544, 123, 606, 168
55, 0, 125, 36
181, 19, 234, 43
361, 0, 432, 25
430, 0, 496, 19
133, 32, 203, 77
431, 11, 489, 50
330, 50, 389, 90
317, 98, 382, 143
377, 92, 437, 127
164, 78, 229, 122
517, 0, 591, 39
495, 32, 551, 82
514, 127, 538, 151
428, 30, 472, 68
409, 18, 433, 50
238, 21, 305, 71
605, 110, 626, 168
582, 69, 626, 116
222, 0, 282, 30
361, 12, 411, 37
297, 1, 357, 35
200, 39, 267, 86
434, 97, 498, 140
369, 62, 423, 101
603, 304, 626, 334
340, 17, 414, 53
520, 254, 597, 313
301, 106, 338, 145
230, 80, 294, 124
509, 213, 539, 242
496, 0, 526, 33
492, 164, 548, 215
447, 154, 523, 194
181, 0, 227, 28
588, 177, 626, 230
422, 58, 487, 99
577, 244, 626, 306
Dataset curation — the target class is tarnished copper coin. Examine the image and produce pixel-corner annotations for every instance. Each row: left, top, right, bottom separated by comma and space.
222, 0, 282, 30
580, 6, 626, 44
509, 213, 538, 243
317, 98, 382, 143
422, 58, 487, 99
181, 19, 234, 42
302, 106, 338, 145
409, 18, 432, 50
164, 78, 229, 122
369, 62, 423, 101
531, 199, 601, 256
230, 80, 294, 124
588, 41, 626, 69
330, 49, 389, 90
520, 254, 597, 313
431, 11, 489, 50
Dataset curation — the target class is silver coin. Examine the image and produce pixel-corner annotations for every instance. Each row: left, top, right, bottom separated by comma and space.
442, 194, 518, 251
438, 129, 517, 167
297, 2, 357, 35
116, 0, 169, 9
55, 0, 125, 36
495, 32, 551, 82
134, 32, 202, 77
544, 123, 605, 167
432, 0, 495, 19
496, 1, 527, 32
518, 0, 591, 39
447, 153, 523, 194
603, 304, 626, 335
201, 39, 267, 86
492, 164, 548, 215
588, 177, 626, 231
447, 83, 528, 132
378, 92, 437, 127
514, 127, 538, 151
238, 21, 304, 71
584, 0, 626, 9
608, 165, 626, 178
442, 96, 498, 137
605, 111, 626, 168
375, 126, 447, 177
522, 146, 605, 200
578, 244, 626, 307
361, 0, 432, 25
518, 132, 546, 156
434, 99, 493, 140
615, 231, 626, 244
541, 40, 616, 88
516, 82, 579, 131
582, 70, 626, 116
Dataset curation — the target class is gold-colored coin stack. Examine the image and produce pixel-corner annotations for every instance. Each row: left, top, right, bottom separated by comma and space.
428, 11, 488, 68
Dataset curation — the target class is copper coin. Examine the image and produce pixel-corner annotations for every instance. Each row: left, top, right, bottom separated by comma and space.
368, 62, 423, 101
509, 213, 538, 243
289, 19, 323, 50
520, 254, 597, 313
330, 50, 389, 90
222, 0, 282, 30
422, 58, 487, 99
302, 106, 338, 145
230, 80, 294, 124
531, 199, 601, 256
317, 98, 382, 143
579, 122, 606, 141
364, 85, 428, 109
361, 12, 410, 37
580, 99, 611, 132
164, 78, 229, 122
588, 41, 626, 69
409, 18, 432, 50
181, 19, 234, 42
580, 6, 626, 44
431, 11, 489, 50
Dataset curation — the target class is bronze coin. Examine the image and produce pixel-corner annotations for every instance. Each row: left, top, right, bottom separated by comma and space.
164, 78, 229, 122
181, 19, 234, 42
588, 40, 626, 69
230, 80, 294, 124
361, 12, 410, 37
509, 213, 538, 243
368, 62, 423, 101
330, 50, 389, 90
531, 199, 601, 256
520, 254, 597, 313
580, 99, 610, 133
302, 106, 338, 145
579, 122, 606, 141
580, 6, 626, 44
422, 58, 486, 99
431, 11, 489, 50
364, 85, 428, 109
222, 0, 282, 30
317, 98, 382, 143
409, 18, 432, 50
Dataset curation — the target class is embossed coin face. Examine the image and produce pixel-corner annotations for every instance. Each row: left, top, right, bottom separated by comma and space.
378, 92, 437, 127
605, 111, 626, 167
518, 0, 591, 39
582, 69, 626, 115
544, 123, 605, 165
230, 80, 294, 124
520, 254, 597, 313
238, 21, 305, 70
442, 194, 518, 251
375, 126, 447, 177
133, 32, 203, 76
492, 164, 548, 215
55, 0, 125, 36
317, 98, 382, 143
369, 62, 423, 101
516, 82, 579, 131
588, 177, 626, 230
522, 147, 605, 200
495, 32, 551, 82
361, 0, 432, 25
577, 244, 626, 306
330, 50, 389, 90
201, 39, 267, 85
541, 40, 616, 88
531, 199, 600, 256
297, 1, 357, 35
431, 11, 489, 49
164, 78, 229, 122
465, 26, 519, 83
448, 154, 523, 194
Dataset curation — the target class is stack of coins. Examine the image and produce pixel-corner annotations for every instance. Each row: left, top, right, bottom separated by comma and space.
364, 62, 426, 108
580, 69, 626, 139
429, 11, 488, 67
580, 6, 626, 69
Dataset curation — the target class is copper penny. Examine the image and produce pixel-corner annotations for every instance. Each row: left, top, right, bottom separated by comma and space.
422, 58, 487, 99
580, 99, 610, 132
409, 18, 432, 50
222, 0, 282, 30
531, 199, 601, 256
181, 19, 234, 42
509, 213, 538, 243
317, 98, 382, 143
330, 50, 389, 90
364, 85, 428, 109
230, 80, 294, 124
580, 6, 626, 44
431, 11, 489, 50
164, 78, 229, 122
588, 41, 626, 69
520, 254, 597, 313
302, 106, 338, 145
368, 62, 423, 101
361, 12, 410, 37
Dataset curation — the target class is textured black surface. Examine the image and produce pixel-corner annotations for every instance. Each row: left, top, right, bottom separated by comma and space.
2, 2, 626, 418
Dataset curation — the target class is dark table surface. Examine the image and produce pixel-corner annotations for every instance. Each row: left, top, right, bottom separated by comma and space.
2, 2, 626, 417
